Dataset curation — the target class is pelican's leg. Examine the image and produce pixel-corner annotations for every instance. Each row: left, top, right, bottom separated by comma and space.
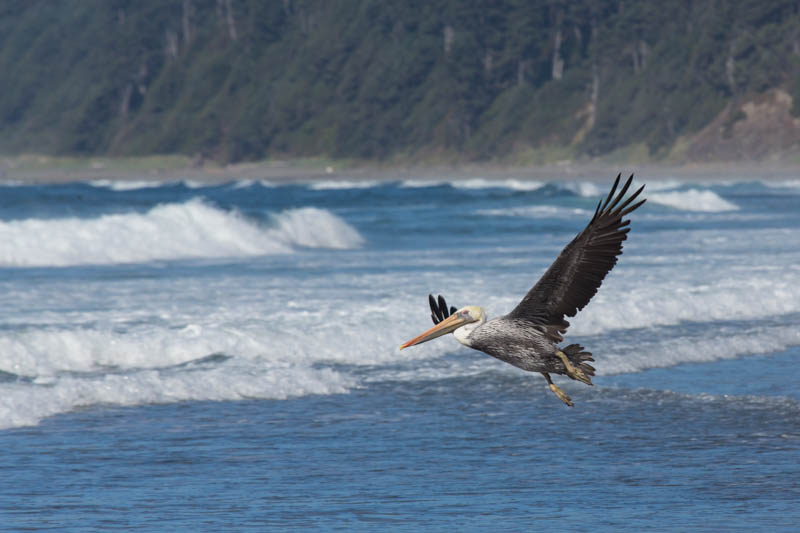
542, 373, 573, 407
556, 350, 592, 386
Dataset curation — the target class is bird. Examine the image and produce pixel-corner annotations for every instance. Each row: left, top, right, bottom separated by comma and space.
400, 174, 646, 406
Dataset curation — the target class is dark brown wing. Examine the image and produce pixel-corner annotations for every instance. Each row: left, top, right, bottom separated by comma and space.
429, 294, 458, 325
507, 174, 645, 339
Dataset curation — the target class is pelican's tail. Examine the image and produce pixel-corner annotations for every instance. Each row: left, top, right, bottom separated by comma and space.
563, 344, 595, 379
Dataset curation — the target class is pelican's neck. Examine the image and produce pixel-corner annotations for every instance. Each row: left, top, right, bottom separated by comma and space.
453, 311, 487, 347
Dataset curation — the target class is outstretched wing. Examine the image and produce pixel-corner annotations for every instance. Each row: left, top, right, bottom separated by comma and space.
507, 174, 645, 339
429, 294, 458, 325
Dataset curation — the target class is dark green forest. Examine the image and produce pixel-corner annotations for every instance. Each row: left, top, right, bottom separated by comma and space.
2, 0, 800, 164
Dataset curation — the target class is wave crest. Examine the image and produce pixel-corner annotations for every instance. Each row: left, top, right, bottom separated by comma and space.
650, 189, 738, 212
0, 201, 363, 266
451, 178, 545, 191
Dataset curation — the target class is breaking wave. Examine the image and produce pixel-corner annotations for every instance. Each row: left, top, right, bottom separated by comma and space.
561, 181, 603, 197
478, 205, 593, 219
0, 201, 363, 266
762, 179, 800, 190
1, 260, 799, 428
89, 179, 165, 191
450, 178, 545, 191
649, 189, 738, 212
309, 179, 380, 190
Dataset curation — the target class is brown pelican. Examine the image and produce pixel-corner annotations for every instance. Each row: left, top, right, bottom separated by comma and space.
400, 174, 645, 406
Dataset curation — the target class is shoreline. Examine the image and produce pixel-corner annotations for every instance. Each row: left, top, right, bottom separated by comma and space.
1, 155, 798, 184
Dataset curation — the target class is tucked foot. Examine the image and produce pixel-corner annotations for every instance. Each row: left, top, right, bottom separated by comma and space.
542, 373, 573, 407
556, 350, 593, 386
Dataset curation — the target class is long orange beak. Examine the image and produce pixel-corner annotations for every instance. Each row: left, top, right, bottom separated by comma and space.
400, 313, 469, 350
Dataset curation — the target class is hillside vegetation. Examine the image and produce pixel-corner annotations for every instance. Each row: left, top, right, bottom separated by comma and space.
2, 0, 800, 164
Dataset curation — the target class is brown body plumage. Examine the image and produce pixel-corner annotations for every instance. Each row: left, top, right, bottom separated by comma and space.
402, 174, 646, 405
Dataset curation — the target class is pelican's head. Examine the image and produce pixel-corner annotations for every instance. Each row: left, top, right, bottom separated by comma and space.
400, 305, 487, 350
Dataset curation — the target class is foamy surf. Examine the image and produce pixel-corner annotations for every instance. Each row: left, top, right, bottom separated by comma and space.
309, 180, 380, 190
0, 201, 364, 266
1, 261, 799, 429
0, 361, 354, 429
400, 179, 447, 188
0, 174, 797, 431
450, 178, 545, 191
763, 179, 800, 190
0, 296, 447, 428
489, 264, 800, 336
561, 181, 603, 197
478, 205, 593, 219
89, 179, 165, 191
598, 323, 800, 375
649, 189, 738, 212
271, 207, 364, 249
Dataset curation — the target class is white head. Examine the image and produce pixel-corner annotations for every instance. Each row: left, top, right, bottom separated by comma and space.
400, 305, 487, 350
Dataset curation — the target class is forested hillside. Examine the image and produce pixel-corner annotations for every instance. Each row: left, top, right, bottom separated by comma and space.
2, 0, 800, 164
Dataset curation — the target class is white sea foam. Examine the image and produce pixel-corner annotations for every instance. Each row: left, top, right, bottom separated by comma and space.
272, 207, 364, 249
598, 324, 800, 375
0, 175, 795, 429
600, 278, 796, 332
0, 363, 354, 429
1, 259, 799, 428
400, 179, 447, 188
0, 201, 363, 266
0, 292, 439, 428
182, 179, 216, 189
89, 179, 165, 191
232, 179, 275, 189
478, 205, 592, 219
649, 189, 738, 212
562, 181, 602, 197
451, 178, 545, 191
309, 180, 380, 190
762, 179, 800, 190
493, 264, 800, 337
560, 179, 684, 198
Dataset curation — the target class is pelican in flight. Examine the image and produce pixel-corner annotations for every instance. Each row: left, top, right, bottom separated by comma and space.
400, 174, 645, 406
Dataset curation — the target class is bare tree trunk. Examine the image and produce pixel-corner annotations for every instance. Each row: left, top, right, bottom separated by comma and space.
483, 51, 493, 77
589, 63, 599, 130
225, 0, 237, 41
588, 17, 598, 129
630, 46, 640, 73
726, 42, 735, 92
443, 25, 455, 56
182, 0, 192, 46
165, 30, 179, 59
120, 84, 133, 118
517, 59, 529, 85
552, 29, 564, 80
638, 40, 649, 69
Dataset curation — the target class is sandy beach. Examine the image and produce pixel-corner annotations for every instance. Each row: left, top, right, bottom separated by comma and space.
1, 155, 799, 186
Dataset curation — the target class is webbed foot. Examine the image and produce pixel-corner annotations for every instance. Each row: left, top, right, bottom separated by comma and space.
556, 350, 593, 386
542, 373, 573, 407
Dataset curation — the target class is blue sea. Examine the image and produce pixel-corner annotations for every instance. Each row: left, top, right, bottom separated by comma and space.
0, 174, 799, 531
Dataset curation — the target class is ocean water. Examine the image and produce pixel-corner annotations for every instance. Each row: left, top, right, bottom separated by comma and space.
0, 175, 798, 531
